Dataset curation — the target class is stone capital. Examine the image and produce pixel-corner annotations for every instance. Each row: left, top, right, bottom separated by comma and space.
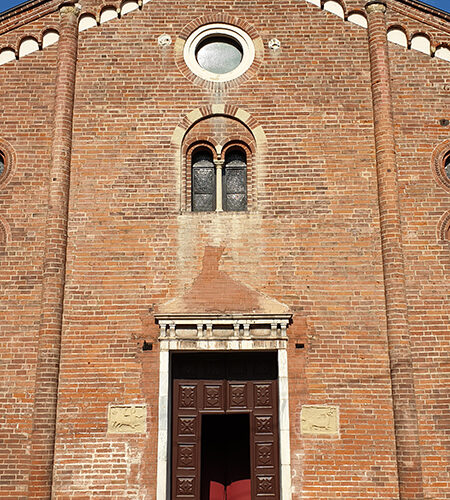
365, 1, 386, 14
59, 3, 81, 18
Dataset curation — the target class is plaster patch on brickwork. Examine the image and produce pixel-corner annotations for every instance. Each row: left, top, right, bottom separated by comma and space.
108, 404, 147, 434
300, 405, 339, 436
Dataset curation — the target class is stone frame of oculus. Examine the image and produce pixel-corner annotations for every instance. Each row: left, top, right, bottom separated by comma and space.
184, 23, 255, 82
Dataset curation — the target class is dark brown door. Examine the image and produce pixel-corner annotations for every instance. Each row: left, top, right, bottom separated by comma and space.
172, 379, 279, 500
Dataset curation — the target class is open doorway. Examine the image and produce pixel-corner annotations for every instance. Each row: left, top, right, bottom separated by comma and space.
171, 352, 280, 500
201, 414, 251, 499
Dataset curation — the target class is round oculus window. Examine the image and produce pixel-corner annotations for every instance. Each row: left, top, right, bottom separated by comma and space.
184, 24, 255, 82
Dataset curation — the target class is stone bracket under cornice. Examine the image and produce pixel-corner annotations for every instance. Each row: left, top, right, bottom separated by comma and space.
155, 313, 292, 346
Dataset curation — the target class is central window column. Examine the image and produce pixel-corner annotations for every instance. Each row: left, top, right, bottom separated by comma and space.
214, 157, 224, 212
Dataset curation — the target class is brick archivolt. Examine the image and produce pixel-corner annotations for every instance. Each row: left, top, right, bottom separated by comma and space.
0, 0, 449, 67
171, 105, 266, 152
0, 214, 11, 244
437, 211, 450, 242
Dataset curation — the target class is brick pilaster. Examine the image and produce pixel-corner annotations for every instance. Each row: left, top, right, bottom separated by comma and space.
28, 4, 79, 498
365, 2, 424, 499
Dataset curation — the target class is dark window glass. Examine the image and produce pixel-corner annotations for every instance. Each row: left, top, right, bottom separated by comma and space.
196, 36, 243, 75
192, 149, 215, 212
223, 148, 247, 211
0, 153, 4, 177
445, 154, 450, 179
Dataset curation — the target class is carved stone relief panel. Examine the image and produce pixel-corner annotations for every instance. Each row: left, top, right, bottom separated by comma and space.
107, 404, 147, 434
300, 405, 339, 436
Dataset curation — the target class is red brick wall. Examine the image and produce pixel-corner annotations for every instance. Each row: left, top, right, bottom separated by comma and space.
0, 0, 448, 498
0, 43, 57, 498
389, 41, 450, 500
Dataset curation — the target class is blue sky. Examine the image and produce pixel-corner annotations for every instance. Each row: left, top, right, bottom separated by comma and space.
0, 0, 449, 15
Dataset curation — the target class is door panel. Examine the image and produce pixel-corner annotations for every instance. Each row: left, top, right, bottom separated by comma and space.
172, 379, 279, 500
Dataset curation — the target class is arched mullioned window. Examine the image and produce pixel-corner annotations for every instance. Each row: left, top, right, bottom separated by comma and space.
223, 147, 247, 211
192, 148, 216, 212
191, 144, 248, 212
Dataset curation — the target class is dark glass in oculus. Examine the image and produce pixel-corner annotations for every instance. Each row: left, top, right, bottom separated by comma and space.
223, 148, 247, 211
196, 36, 243, 74
0, 153, 4, 177
445, 154, 450, 179
192, 148, 215, 212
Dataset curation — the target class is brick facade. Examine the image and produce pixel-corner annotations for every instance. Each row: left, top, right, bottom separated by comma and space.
0, 0, 448, 499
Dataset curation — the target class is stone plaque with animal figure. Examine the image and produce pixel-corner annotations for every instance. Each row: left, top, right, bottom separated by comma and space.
300, 405, 339, 436
108, 404, 147, 434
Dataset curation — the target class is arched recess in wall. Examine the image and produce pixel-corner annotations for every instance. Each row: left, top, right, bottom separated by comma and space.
0, 138, 16, 189
435, 44, 450, 62
387, 26, 408, 47
99, 6, 118, 24
410, 33, 431, 55
42, 29, 59, 48
18, 37, 40, 59
431, 139, 450, 192
437, 211, 450, 244
0, 215, 11, 246
171, 106, 266, 212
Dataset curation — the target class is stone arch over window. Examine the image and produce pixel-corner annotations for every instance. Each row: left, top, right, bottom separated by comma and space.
173, 106, 265, 212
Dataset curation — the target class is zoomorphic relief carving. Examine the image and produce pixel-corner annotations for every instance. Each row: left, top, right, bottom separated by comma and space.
108, 404, 146, 434
300, 405, 339, 435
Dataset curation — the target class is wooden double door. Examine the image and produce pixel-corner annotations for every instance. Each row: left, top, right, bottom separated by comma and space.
172, 373, 280, 500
